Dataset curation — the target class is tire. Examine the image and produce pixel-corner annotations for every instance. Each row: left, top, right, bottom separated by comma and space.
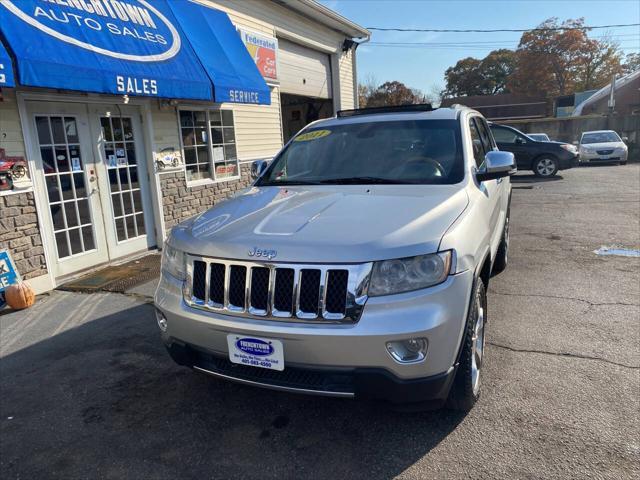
492, 210, 510, 276
533, 156, 558, 177
447, 279, 487, 411
620, 161, 627, 166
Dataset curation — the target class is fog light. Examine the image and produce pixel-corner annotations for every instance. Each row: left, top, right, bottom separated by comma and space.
386, 338, 428, 363
155, 309, 168, 332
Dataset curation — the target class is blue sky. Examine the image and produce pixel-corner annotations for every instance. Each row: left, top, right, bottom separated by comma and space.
318, 0, 640, 94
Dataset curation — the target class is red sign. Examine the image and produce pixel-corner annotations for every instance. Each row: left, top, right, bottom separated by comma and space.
239, 29, 278, 81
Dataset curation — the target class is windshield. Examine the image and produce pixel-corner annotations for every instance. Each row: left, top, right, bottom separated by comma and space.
257, 120, 464, 186
581, 132, 621, 144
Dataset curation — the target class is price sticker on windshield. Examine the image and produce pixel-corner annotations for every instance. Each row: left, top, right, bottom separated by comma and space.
294, 130, 331, 142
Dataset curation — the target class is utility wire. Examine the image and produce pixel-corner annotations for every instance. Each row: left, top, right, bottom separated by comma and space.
367, 33, 640, 46
366, 23, 640, 33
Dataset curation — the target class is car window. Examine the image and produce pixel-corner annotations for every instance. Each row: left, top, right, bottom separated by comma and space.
475, 118, 495, 152
581, 132, 621, 144
257, 119, 465, 185
490, 125, 519, 144
468, 118, 485, 168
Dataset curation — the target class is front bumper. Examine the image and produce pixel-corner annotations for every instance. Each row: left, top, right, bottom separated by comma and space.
155, 269, 474, 403
579, 150, 628, 163
558, 152, 579, 170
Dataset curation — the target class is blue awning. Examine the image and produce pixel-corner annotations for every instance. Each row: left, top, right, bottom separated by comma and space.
0, 0, 269, 104
167, 1, 271, 105
0, 39, 15, 88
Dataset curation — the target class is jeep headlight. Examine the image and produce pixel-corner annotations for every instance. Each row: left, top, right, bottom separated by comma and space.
560, 144, 577, 154
161, 240, 186, 281
369, 251, 452, 296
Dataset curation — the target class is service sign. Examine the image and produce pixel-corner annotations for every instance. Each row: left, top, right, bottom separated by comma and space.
0, 0, 213, 100
238, 28, 278, 81
0, 249, 20, 293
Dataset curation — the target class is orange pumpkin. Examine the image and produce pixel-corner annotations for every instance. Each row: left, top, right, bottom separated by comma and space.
5, 282, 36, 310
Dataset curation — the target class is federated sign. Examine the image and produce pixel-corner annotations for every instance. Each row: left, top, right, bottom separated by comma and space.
238, 28, 278, 81
0, 249, 20, 293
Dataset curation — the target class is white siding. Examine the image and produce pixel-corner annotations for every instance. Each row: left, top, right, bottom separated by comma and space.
233, 87, 283, 160
338, 48, 355, 109
279, 39, 332, 99
0, 90, 26, 157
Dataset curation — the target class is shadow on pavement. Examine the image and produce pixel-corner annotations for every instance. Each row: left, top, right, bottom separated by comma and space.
0, 302, 465, 479
511, 174, 564, 184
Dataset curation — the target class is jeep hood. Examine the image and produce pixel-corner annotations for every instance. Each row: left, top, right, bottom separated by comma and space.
171, 185, 469, 263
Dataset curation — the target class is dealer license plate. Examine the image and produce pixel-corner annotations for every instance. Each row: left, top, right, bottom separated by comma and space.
227, 334, 285, 371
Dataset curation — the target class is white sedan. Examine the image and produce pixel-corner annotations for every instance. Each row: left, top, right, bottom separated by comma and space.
578, 130, 628, 165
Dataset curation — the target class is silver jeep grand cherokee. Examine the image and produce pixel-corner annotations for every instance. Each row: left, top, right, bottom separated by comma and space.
155, 104, 516, 410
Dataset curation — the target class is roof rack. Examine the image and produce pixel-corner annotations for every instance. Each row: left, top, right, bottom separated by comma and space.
337, 103, 434, 118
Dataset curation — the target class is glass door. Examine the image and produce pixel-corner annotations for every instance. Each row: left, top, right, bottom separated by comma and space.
27, 102, 109, 277
89, 105, 154, 258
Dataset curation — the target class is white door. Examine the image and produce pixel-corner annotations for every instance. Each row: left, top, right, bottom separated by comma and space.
88, 105, 155, 258
27, 102, 110, 277
27, 101, 155, 279
278, 39, 332, 99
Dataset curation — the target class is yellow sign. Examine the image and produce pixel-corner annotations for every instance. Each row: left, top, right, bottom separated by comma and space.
294, 130, 331, 142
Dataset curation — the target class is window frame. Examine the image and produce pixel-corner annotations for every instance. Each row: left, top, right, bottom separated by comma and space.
177, 106, 240, 186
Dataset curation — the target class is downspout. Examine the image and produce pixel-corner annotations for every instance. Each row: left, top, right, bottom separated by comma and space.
352, 35, 370, 108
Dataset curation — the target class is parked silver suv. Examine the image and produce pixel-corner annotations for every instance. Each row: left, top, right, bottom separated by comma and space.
155, 104, 516, 410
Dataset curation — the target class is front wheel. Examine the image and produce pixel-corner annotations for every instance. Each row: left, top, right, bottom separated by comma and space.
533, 156, 558, 177
447, 279, 487, 411
620, 161, 627, 166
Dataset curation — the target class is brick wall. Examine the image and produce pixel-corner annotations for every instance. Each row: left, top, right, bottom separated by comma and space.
160, 163, 253, 230
0, 193, 47, 279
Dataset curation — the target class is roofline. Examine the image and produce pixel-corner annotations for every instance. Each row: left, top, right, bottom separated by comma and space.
274, 0, 371, 39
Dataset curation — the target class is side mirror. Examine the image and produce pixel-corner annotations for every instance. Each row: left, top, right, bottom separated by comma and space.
251, 159, 269, 180
572, 140, 579, 146
477, 151, 516, 182
515, 137, 525, 145
622, 136, 629, 143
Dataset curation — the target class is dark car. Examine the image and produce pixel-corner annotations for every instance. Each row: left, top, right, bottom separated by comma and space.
489, 123, 578, 178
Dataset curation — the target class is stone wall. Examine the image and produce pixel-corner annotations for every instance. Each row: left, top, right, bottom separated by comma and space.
0, 193, 47, 279
160, 163, 253, 230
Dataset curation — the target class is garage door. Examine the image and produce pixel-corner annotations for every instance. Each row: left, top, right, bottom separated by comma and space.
278, 39, 332, 99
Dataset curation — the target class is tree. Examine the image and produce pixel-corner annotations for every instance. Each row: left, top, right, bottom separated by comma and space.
622, 53, 640, 75
443, 50, 516, 97
508, 18, 623, 97
479, 49, 517, 94
360, 81, 427, 107
444, 57, 484, 97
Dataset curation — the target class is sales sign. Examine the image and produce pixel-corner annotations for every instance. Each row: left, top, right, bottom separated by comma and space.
238, 28, 278, 81
0, 250, 20, 293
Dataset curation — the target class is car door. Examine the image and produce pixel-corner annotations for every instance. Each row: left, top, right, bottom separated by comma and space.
490, 125, 532, 169
469, 117, 502, 258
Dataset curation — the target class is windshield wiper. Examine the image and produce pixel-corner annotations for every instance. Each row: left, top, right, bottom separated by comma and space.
259, 179, 323, 186
319, 176, 409, 185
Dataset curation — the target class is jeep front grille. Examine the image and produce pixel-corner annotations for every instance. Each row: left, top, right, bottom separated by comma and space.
184, 256, 372, 323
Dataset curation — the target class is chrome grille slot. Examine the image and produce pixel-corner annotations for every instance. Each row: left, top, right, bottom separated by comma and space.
228, 265, 247, 310
184, 256, 372, 324
273, 268, 294, 316
192, 261, 207, 302
208, 263, 225, 307
298, 269, 321, 316
325, 270, 348, 314
249, 267, 270, 314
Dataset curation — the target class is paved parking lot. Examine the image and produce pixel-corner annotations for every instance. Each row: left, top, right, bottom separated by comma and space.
1, 164, 639, 479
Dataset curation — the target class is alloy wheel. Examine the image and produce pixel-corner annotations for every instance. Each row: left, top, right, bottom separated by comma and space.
536, 158, 556, 177
470, 297, 485, 395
